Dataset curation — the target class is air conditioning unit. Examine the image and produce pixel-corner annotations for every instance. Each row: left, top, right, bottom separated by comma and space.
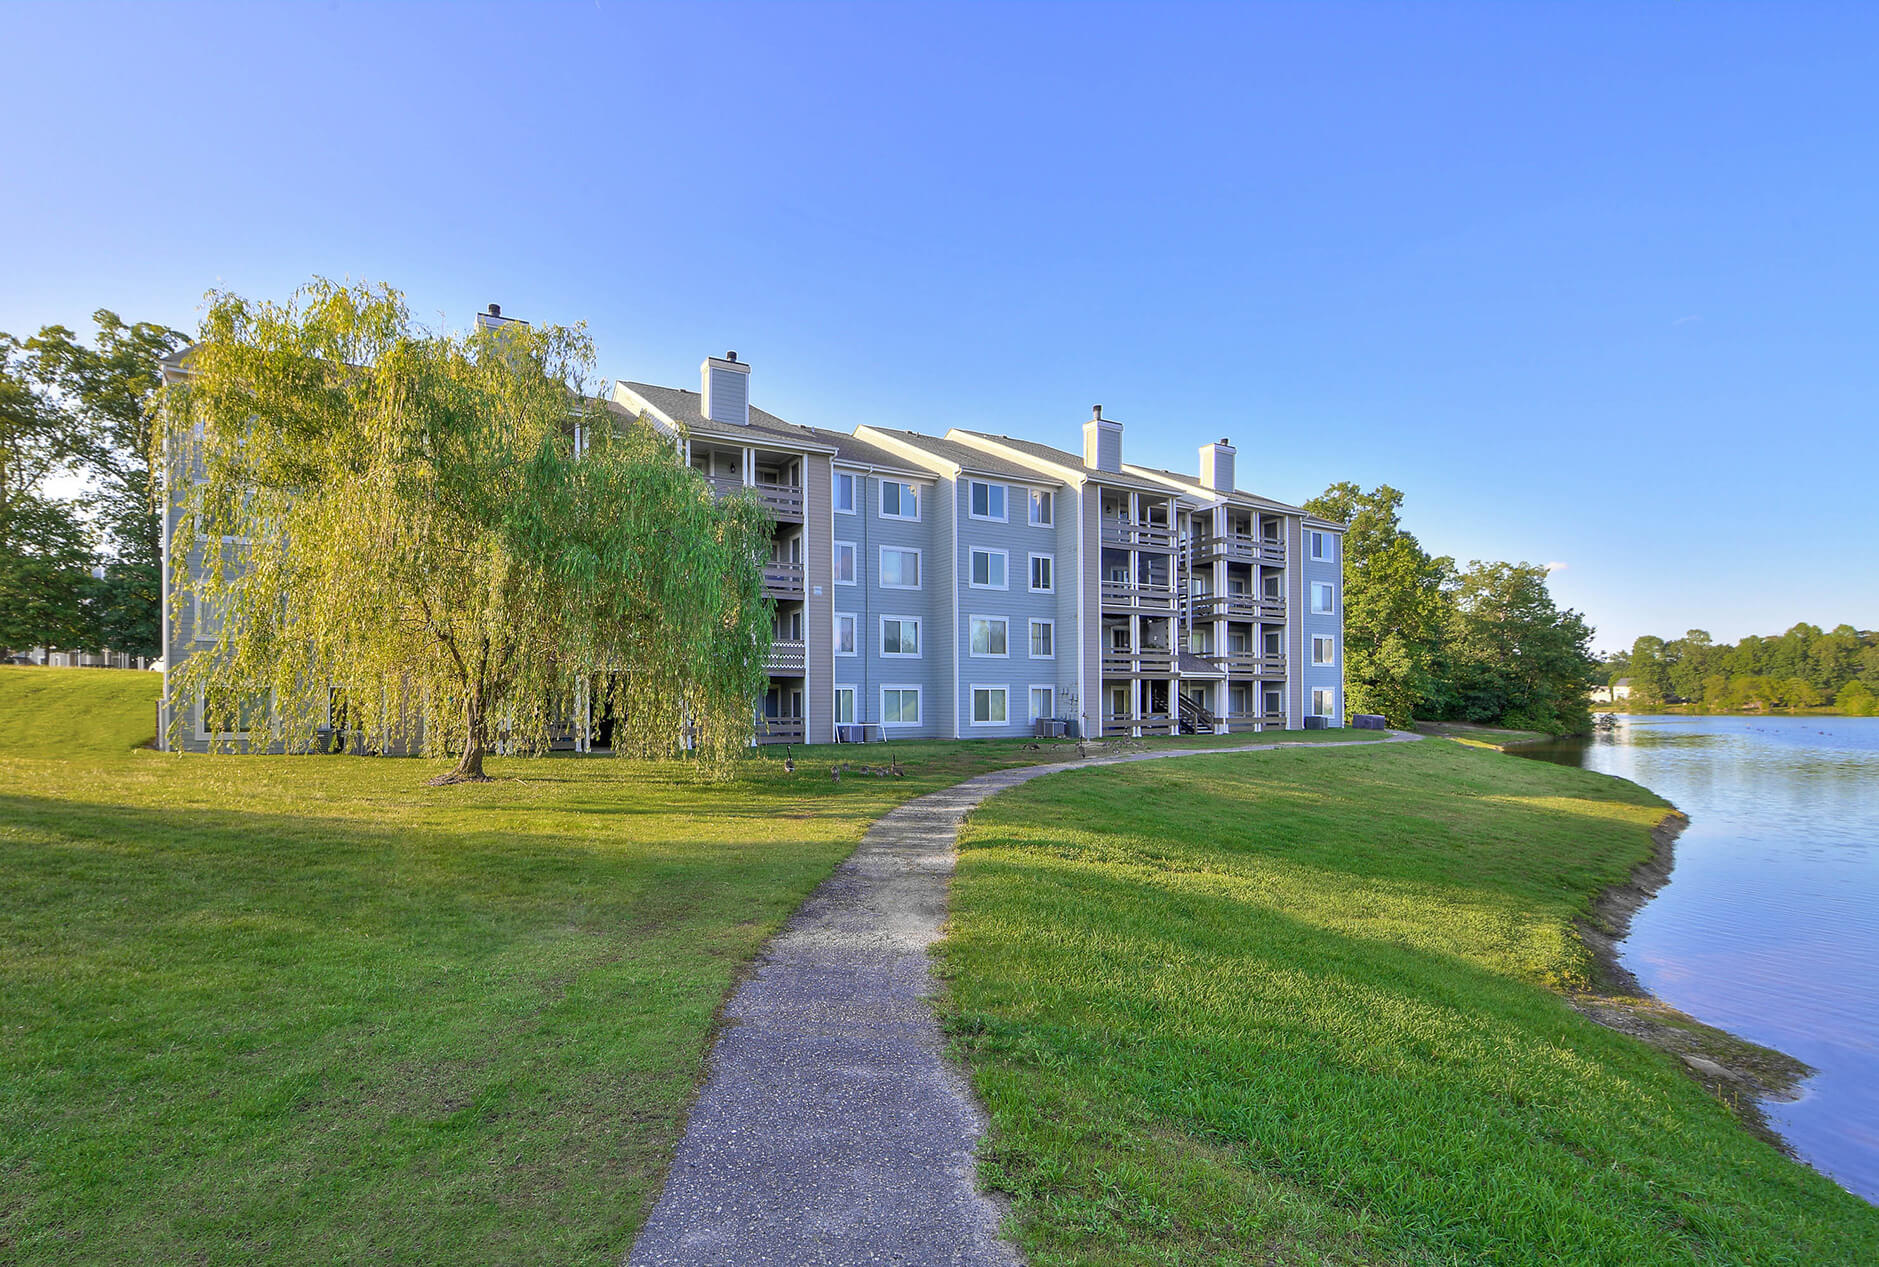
1303, 715, 1329, 730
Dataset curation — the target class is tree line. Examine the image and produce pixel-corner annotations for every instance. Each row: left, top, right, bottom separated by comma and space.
1303, 483, 1597, 735
1602, 625, 1879, 716
1, 312, 184, 660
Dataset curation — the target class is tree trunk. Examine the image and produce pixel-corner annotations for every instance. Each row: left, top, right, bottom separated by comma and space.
428, 684, 493, 785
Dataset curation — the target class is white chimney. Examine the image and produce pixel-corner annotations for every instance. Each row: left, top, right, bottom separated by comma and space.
701, 351, 750, 427
1199, 438, 1236, 492
1082, 405, 1122, 472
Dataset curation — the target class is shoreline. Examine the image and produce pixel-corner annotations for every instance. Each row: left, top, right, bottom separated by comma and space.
1570, 806, 1815, 1157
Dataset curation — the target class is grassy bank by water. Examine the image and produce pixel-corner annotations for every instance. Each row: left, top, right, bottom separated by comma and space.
0, 667, 1364, 1263
940, 740, 1879, 1264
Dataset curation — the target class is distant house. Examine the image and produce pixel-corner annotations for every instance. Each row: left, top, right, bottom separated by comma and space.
1589, 677, 1633, 704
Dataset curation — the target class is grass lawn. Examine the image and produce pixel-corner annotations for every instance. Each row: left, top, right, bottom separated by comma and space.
1412, 719, 1555, 750
939, 740, 1879, 1265
0, 667, 1366, 1263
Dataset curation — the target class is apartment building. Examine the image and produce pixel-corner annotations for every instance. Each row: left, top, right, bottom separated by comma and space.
159, 341, 1344, 751
614, 356, 1344, 743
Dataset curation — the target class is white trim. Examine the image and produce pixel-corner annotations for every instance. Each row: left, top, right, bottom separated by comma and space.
879, 479, 921, 521
1028, 683, 1056, 722
833, 540, 858, 586
968, 683, 1010, 726
1028, 487, 1054, 527
967, 613, 1011, 659
879, 613, 922, 658
834, 611, 858, 657
1029, 617, 1056, 660
1311, 581, 1336, 615
834, 683, 858, 725
968, 479, 1009, 523
1028, 551, 1054, 593
1312, 633, 1337, 667
879, 544, 923, 590
881, 684, 922, 727
1309, 529, 1333, 562
834, 470, 858, 515
968, 546, 1009, 590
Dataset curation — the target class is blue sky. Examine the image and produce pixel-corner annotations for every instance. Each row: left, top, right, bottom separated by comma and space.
4, 2, 1875, 651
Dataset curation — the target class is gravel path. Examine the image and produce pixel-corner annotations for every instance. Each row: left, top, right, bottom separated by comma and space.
627, 733, 1419, 1266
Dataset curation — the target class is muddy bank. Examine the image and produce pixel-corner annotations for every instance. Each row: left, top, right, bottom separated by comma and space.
1571, 809, 1813, 1154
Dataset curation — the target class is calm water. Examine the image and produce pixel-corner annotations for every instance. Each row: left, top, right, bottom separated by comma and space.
1521, 715, 1879, 1201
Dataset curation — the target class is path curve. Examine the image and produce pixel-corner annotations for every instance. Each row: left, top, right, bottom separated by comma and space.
628, 732, 1420, 1266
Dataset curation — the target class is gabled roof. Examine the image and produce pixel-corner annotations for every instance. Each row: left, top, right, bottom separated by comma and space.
856, 427, 1066, 485
798, 426, 936, 480
953, 431, 1176, 496
612, 381, 838, 454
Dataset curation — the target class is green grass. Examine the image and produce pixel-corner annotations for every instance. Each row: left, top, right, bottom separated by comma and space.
0, 666, 1367, 1262
0, 666, 161, 756
939, 741, 1879, 1265
1413, 718, 1554, 750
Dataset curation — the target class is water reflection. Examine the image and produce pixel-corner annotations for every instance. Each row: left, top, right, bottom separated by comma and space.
1520, 715, 1879, 1202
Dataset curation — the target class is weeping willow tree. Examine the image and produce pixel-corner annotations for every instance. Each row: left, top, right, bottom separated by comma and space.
156, 279, 774, 783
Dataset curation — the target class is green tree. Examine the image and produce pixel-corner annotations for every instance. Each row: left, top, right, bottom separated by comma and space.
0, 334, 99, 651
157, 279, 775, 783
1301, 482, 1453, 726
1666, 629, 1714, 702
1626, 635, 1671, 706
22, 312, 186, 655
1443, 561, 1597, 735
1837, 680, 1879, 717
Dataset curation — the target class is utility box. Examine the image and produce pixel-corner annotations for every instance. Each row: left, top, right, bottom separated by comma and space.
1035, 719, 1070, 739
1303, 716, 1329, 730
1352, 714, 1388, 731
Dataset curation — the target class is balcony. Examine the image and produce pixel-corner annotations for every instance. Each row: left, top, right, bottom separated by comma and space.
1211, 653, 1287, 678
765, 640, 806, 674
1101, 648, 1176, 677
1100, 520, 1176, 552
763, 561, 805, 599
1191, 593, 1258, 620
755, 717, 805, 745
703, 475, 806, 523
1262, 711, 1287, 728
1100, 579, 1177, 612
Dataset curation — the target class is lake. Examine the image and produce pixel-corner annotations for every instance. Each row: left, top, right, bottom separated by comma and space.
1520, 714, 1879, 1202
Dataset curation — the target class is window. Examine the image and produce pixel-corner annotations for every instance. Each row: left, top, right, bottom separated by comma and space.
969, 548, 1007, 589
1029, 488, 1054, 526
835, 686, 856, 725
969, 480, 1007, 521
881, 616, 921, 657
1313, 635, 1336, 666
1264, 629, 1282, 656
1309, 530, 1334, 561
881, 547, 921, 588
881, 480, 919, 520
882, 687, 921, 726
1029, 686, 1055, 721
835, 613, 857, 656
1311, 582, 1336, 614
1029, 619, 1054, 659
971, 686, 1008, 725
833, 541, 857, 585
1028, 553, 1053, 593
1313, 688, 1337, 719
1264, 688, 1283, 716
835, 471, 857, 514
970, 616, 1009, 657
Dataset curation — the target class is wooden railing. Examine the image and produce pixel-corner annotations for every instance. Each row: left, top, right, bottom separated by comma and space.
755, 717, 805, 744
765, 640, 806, 673
1100, 579, 1177, 611
702, 475, 806, 522
763, 561, 805, 597
1211, 653, 1287, 677
1100, 649, 1176, 676
1100, 520, 1176, 551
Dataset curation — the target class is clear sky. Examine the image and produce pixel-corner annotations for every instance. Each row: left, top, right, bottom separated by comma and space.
4, 2, 1875, 652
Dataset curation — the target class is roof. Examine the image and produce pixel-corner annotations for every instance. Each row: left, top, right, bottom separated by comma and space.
857, 428, 1066, 485
612, 382, 837, 454
798, 426, 935, 480
954, 431, 1176, 495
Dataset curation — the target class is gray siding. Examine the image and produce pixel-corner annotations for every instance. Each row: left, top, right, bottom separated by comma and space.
832, 467, 947, 740
1301, 527, 1346, 723
804, 454, 835, 743
953, 475, 1070, 739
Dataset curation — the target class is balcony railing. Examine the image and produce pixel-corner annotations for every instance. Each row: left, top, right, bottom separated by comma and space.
1262, 711, 1287, 727
1211, 653, 1287, 677
765, 640, 806, 674
1184, 532, 1288, 566
1100, 579, 1177, 611
702, 475, 806, 523
1099, 712, 1175, 737
1100, 648, 1176, 677
1101, 520, 1176, 551
1194, 593, 1287, 621
763, 561, 805, 598
755, 717, 805, 745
